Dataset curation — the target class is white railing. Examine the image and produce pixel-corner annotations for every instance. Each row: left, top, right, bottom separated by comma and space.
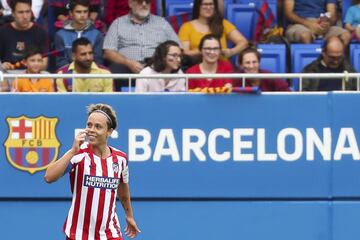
1, 72, 359, 91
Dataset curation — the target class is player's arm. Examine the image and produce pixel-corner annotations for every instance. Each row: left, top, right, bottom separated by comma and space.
117, 182, 141, 238
44, 130, 87, 183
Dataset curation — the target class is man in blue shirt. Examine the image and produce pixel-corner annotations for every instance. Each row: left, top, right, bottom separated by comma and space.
284, 0, 351, 45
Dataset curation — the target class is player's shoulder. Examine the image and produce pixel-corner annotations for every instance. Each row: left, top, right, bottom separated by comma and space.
110, 146, 128, 160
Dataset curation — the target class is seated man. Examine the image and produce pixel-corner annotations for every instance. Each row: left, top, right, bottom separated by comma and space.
284, 0, 351, 45
103, 0, 180, 91
54, 0, 104, 69
56, 37, 113, 92
0, 0, 49, 71
301, 36, 357, 91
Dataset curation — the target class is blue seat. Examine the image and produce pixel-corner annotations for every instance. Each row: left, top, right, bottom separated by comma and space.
342, 0, 352, 22
350, 43, 360, 72
291, 44, 322, 91
121, 87, 136, 92
165, 0, 193, 17
167, 2, 193, 17
165, 0, 230, 17
233, 0, 277, 22
257, 44, 286, 73
226, 3, 257, 40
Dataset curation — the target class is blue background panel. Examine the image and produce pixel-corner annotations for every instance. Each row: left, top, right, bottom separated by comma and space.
0, 201, 331, 240
0, 94, 344, 198
332, 202, 360, 240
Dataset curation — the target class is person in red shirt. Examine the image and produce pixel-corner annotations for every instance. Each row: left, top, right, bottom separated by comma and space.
186, 34, 233, 90
44, 103, 140, 240
234, 46, 290, 91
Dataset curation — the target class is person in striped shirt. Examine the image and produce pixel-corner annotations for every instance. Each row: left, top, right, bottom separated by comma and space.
45, 103, 140, 240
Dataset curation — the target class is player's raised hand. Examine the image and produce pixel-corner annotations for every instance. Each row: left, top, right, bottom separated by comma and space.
71, 130, 87, 153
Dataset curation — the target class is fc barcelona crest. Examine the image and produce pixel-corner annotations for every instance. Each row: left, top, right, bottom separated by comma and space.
4, 116, 60, 174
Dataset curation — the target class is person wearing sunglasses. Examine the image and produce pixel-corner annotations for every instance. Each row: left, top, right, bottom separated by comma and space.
103, 0, 180, 91
186, 34, 233, 90
136, 40, 185, 92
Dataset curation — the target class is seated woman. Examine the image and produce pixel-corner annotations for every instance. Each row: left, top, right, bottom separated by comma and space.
178, 0, 247, 63
186, 34, 233, 90
233, 47, 290, 91
135, 40, 186, 92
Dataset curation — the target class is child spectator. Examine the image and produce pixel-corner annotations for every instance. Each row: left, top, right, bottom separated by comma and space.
54, 0, 104, 69
12, 46, 54, 92
52, 0, 100, 23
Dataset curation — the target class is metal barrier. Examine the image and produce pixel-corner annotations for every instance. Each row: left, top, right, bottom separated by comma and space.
1, 72, 359, 91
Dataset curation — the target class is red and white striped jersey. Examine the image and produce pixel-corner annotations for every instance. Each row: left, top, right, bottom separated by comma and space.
63, 143, 129, 240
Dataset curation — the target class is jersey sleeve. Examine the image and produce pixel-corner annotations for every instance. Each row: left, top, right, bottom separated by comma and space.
63, 149, 86, 174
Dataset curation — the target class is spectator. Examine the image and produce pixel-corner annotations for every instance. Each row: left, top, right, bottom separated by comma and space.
56, 37, 113, 92
103, 0, 180, 91
0, 0, 48, 71
104, 0, 157, 27
51, 0, 100, 23
284, 0, 351, 45
54, 0, 104, 69
12, 46, 54, 92
178, 0, 248, 63
186, 34, 233, 90
136, 40, 185, 92
344, 0, 360, 41
0, 59, 11, 92
302, 36, 357, 91
234, 47, 290, 91
0, 0, 45, 24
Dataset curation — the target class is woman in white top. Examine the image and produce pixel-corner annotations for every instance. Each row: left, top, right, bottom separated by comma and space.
136, 40, 186, 92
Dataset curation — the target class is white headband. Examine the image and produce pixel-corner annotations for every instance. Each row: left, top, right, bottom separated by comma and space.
92, 110, 113, 128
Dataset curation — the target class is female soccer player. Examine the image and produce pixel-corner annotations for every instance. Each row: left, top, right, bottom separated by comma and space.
45, 103, 140, 240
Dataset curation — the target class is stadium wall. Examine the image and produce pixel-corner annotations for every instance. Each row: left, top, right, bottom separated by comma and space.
0, 93, 359, 240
